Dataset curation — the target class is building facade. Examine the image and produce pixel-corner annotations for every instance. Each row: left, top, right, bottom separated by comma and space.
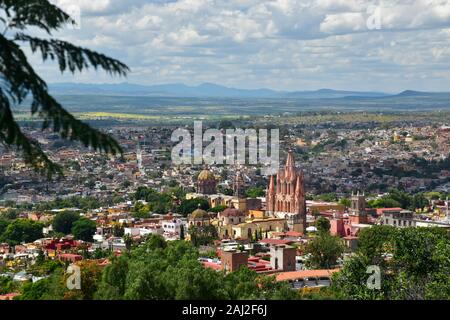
266, 151, 306, 233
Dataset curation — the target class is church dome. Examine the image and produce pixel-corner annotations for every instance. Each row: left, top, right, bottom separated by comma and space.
198, 169, 215, 181
221, 207, 245, 217
191, 208, 209, 219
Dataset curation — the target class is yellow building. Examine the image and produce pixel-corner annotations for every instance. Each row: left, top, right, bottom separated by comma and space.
248, 210, 266, 219
307, 201, 345, 213
211, 206, 286, 240
230, 218, 286, 240
186, 193, 247, 212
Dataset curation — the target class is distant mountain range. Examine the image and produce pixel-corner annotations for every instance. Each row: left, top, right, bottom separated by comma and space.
48, 82, 450, 99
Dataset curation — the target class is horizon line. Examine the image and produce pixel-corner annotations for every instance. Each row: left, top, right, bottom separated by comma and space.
47, 81, 449, 95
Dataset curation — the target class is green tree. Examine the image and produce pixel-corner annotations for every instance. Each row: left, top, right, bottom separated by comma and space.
0, 219, 43, 245
71, 218, 96, 242
131, 202, 151, 219
123, 234, 133, 251
209, 205, 228, 213
368, 197, 401, 209
0, 1, 129, 178
177, 198, 210, 216
188, 225, 218, 247
52, 211, 80, 235
425, 240, 450, 299
316, 193, 338, 202
0, 276, 17, 294
0, 218, 9, 237
412, 193, 428, 211
121, 180, 131, 189
95, 237, 299, 300
305, 232, 344, 269
332, 226, 450, 300
18, 269, 67, 300
339, 198, 351, 208
316, 217, 331, 234
179, 224, 185, 240
357, 225, 396, 262
95, 254, 129, 300
70, 261, 102, 300
112, 223, 124, 237
245, 187, 265, 198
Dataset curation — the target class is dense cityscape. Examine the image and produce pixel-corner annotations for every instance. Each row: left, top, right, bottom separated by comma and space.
1, 115, 449, 300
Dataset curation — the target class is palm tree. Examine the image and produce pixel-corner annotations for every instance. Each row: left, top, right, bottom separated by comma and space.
0, 1, 129, 178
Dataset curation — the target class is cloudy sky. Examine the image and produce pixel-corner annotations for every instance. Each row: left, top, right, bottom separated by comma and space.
28, 0, 450, 92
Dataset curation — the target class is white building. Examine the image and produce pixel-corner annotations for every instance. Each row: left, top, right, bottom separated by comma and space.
162, 218, 186, 235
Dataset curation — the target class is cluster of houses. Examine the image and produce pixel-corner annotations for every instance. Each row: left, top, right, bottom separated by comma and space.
1, 140, 450, 298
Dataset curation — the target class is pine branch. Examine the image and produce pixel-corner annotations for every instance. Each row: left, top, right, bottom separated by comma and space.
0, 88, 63, 178
0, 0, 74, 33
15, 34, 130, 76
0, 33, 124, 175
0, 1, 130, 178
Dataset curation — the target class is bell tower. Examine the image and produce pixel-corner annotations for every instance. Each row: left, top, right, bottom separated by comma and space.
350, 191, 368, 224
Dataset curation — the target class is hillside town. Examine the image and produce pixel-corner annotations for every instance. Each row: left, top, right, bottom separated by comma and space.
1, 122, 449, 204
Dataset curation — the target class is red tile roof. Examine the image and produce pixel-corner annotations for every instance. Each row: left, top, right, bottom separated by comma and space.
285, 231, 303, 237
260, 239, 291, 245
275, 269, 340, 282
376, 207, 402, 216
202, 261, 222, 270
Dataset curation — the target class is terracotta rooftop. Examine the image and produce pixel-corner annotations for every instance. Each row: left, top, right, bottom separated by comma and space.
284, 231, 303, 237
275, 269, 340, 282
376, 207, 403, 216
260, 239, 292, 245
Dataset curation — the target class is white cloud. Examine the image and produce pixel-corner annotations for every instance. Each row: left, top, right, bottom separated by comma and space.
320, 12, 366, 34
30, 0, 450, 91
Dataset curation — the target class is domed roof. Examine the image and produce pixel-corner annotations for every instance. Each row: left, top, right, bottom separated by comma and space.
198, 169, 215, 181
221, 207, 245, 217
191, 208, 209, 219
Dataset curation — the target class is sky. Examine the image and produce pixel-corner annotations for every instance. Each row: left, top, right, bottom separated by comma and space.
26, 0, 450, 92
